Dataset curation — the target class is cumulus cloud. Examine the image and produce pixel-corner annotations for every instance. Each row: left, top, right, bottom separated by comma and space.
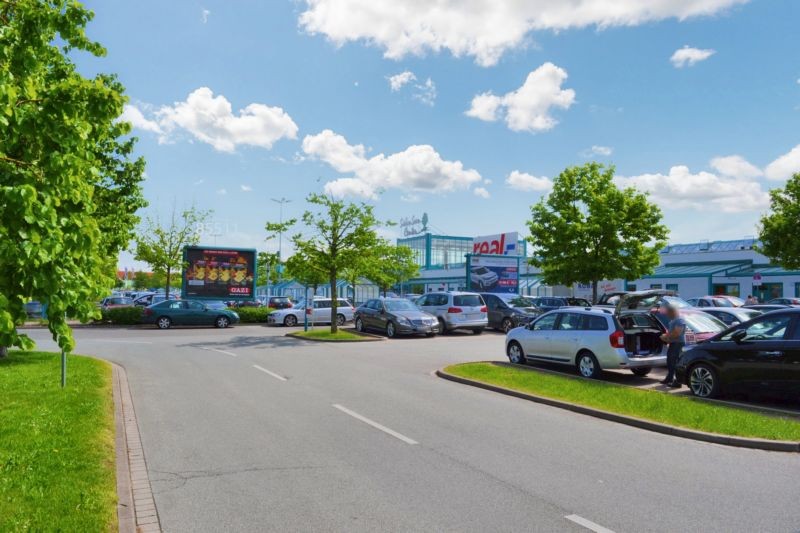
505, 170, 553, 192
582, 145, 612, 157
670, 45, 716, 67
387, 71, 437, 106
201, 8, 210, 23
764, 144, 800, 181
387, 71, 416, 91
615, 165, 768, 213
466, 63, 575, 132
240, 184, 253, 192
125, 88, 298, 153
473, 187, 490, 199
302, 129, 482, 199
710, 155, 762, 179
299, 0, 745, 67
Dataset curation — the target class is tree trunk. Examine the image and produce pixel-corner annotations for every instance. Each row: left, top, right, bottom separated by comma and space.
330, 274, 338, 334
0, 346, 7, 358
592, 280, 598, 304
165, 266, 171, 300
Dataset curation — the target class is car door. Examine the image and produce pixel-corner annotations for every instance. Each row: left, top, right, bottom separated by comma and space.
185, 300, 208, 325
548, 312, 584, 362
359, 300, 376, 329
782, 317, 800, 396
521, 312, 559, 360
164, 300, 187, 325
312, 300, 330, 323
372, 300, 389, 330
483, 295, 502, 328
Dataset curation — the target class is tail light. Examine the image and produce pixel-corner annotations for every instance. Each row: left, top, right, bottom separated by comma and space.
306, 308, 312, 315
447, 307, 463, 314
143, 308, 153, 317
609, 330, 625, 348
480, 306, 487, 313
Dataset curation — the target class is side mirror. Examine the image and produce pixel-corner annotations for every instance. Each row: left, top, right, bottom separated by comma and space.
731, 329, 747, 343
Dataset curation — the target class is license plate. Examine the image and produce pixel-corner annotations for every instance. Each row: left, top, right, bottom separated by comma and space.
466, 313, 480, 320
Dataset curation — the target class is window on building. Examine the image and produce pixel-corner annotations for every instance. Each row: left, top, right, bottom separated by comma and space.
626, 284, 637, 291
713, 284, 740, 297
795, 283, 800, 298
666, 284, 679, 292
753, 282, 782, 302
650, 284, 662, 289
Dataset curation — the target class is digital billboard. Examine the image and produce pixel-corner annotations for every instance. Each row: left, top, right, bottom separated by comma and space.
182, 246, 256, 300
468, 254, 519, 294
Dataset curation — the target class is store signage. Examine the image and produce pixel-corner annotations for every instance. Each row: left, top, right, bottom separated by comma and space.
472, 232, 519, 255
400, 213, 429, 236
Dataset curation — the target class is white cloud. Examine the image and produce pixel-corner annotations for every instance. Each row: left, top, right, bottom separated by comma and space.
764, 144, 800, 181
121, 104, 162, 134
302, 129, 482, 199
473, 187, 490, 199
299, 0, 745, 67
466, 63, 575, 133
670, 45, 716, 68
216, 188, 227, 195
615, 165, 769, 213
710, 155, 762, 179
505, 170, 553, 192
387, 71, 416, 91
126, 88, 298, 153
582, 145, 613, 157
412, 78, 437, 106
240, 184, 253, 192
201, 8, 210, 23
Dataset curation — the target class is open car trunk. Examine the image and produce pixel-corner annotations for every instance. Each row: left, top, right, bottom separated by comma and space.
623, 329, 664, 356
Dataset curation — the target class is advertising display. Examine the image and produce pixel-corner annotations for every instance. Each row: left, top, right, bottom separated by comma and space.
468, 254, 519, 294
472, 232, 519, 256
183, 246, 256, 300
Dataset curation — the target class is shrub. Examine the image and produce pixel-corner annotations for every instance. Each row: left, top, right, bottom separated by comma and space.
99, 306, 143, 325
229, 306, 273, 323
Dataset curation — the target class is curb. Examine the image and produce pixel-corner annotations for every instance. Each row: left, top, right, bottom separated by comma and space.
435, 368, 800, 453
112, 364, 162, 532
285, 329, 385, 342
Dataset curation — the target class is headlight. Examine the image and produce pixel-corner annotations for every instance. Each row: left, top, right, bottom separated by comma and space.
397, 316, 412, 325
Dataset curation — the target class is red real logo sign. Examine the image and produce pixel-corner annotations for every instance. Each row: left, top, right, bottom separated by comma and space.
473, 232, 518, 255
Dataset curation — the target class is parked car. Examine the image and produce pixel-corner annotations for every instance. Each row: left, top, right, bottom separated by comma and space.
142, 299, 240, 329
686, 296, 736, 308
528, 296, 592, 313
266, 296, 293, 309
416, 291, 488, 334
700, 307, 763, 327
594, 291, 630, 307
267, 297, 354, 327
205, 300, 229, 311
715, 295, 746, 307
133, 293, 178, 307
676, 309, 800, 399
401, 293, 422, 302
234, 300, 263, 308
25, 300, 43, 317
470, 266, 499, 290
100, 296, 134, 310
768, 297, 800, 306
354, 298, 439, 337
744, 304, 792, 312
506, 291, 673, 378
480, 293, 541, 332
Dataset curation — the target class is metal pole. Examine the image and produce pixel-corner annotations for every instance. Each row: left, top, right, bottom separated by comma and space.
303, 285, 309, 332
61, 348, 66, 388
271, 197, 291, 282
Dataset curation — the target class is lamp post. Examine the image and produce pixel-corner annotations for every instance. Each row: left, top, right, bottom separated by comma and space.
271, 197, 291, 281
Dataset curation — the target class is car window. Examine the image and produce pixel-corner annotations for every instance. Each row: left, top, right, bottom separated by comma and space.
724, 315, 792, 341
684, 313, 726, 333
532, 313, 558, 331
566, 298, 591, 307
314, 300, 331, 309
188, 301, 204, 310
168, 301, 182, 309
436, 294, 449, 306
454, 295, 483, 307
556, 313, 583, 330
581, 315, 609, 331
385, 300, 417, 312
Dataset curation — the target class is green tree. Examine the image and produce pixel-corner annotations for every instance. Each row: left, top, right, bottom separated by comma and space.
285, 250, 327, 296
0, 1, 146, 356
268, 194, 383, 332
256, 251, 281, 288
133, 271, 151, 290
527, 162, 668, 302
133, 205, 210, 298
758, 173, 800, 269
367, 243, 419, 296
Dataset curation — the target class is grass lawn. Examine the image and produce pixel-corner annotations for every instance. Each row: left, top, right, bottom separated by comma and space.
445, 362, 800, 442
0, 351, 117, 531
293, 329, 371, 341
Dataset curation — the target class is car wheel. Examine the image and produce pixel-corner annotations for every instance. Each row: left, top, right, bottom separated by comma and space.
501, 318, 514, 333
631, 367, 652, 377
472, 328, 483, 335
425, 332, 436, 337
438, 318, 448, 335
506, 341, 525, 365
284, 314, 298, 327
215, 316, 230, 328
336, 314, 346, 326
576, 351, 602, 379
156, 316, 171, 330
688, 363, 720, 398
386, 322, 396, 338
355, 318, 365, 332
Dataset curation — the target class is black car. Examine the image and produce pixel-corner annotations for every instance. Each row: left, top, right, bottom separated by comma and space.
266, 296, 293, 309
676, 309, 800, 398
480, 293, 541, 332
529, 296, 592, 312
354, 298, 439, 338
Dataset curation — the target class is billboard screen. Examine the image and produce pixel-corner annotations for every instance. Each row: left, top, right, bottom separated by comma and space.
472, 232, 519, 256
183, 246, 256, 300
469, 255, 519, 294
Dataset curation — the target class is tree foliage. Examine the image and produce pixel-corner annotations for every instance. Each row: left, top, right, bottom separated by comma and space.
133, 205, 210, 298
526, 163, 668, 302
284, 250, 327, 294
267, 194, 382, 332
256, 251, 281, 288
367, 243, 419, 296
0, 0, 147, 354
758, 173, 800, 270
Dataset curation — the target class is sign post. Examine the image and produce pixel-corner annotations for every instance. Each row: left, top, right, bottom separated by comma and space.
303, 286, 309, 332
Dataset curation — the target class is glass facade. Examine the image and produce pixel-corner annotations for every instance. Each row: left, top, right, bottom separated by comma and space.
398, 233, 526, 270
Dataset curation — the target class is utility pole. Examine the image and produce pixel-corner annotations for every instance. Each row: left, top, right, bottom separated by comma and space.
271, 197, 291, 281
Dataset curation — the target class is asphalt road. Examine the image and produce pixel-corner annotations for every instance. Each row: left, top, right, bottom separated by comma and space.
24, 325, 800, 533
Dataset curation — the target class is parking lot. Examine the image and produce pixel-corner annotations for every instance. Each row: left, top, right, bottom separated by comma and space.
23, 323, 800, 533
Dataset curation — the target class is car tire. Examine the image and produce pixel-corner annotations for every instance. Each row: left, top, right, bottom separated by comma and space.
501, 318, 514, 333
215, 316, 230, 328
438, 318, 448, 335
506, 341, 525, 365
284, 314, 298, 327
688, 363, 721, 398
156, 316, 171, 330
386, 322, 396, 338
472, 328, 483, 335
355, 317, 365, 332
576, 351, 602, 379
631, 367, 652, 377
336, 314, 346, 327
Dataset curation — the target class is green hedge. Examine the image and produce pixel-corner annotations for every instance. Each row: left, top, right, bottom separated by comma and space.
229, 306, 273, 323
98, 306, 143, 325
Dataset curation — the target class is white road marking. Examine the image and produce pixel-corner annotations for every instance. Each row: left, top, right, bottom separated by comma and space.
200, 347, 237, 357
332, 404, 418, 445
565, 514, 616, 533
253, 365, 288, 382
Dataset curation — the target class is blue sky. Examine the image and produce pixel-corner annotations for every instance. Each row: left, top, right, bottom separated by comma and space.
76, 0, 800, 268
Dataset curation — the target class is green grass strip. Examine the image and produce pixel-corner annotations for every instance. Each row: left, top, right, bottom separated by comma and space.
0, 351, 117, 531
293, 329, 370, 341
445, 362, 800, 442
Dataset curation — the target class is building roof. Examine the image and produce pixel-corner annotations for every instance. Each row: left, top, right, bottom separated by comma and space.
644, 262, 751, 278
661, 239, 758, 255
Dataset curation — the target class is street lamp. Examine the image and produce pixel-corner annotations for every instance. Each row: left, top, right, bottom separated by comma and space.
271, 197, 291, 281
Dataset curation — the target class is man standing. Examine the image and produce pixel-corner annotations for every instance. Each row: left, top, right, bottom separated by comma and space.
745, 294, 759, 305
659, 304, 686, 388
